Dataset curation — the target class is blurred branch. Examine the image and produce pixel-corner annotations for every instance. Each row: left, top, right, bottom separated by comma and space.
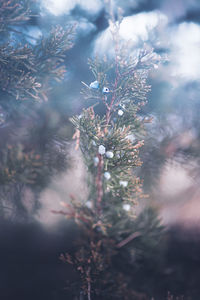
0, 0, 35, 32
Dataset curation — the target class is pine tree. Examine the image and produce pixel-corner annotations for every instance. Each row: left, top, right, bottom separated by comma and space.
0, 0, 75, 220
58, 14, 164, 300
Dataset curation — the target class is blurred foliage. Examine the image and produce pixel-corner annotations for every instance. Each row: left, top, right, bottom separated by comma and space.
0, 144, 42, 185
0, 0, 75, 220
0, 25, 75, 102
0, 0, 33, 32
57, 201, 164, 300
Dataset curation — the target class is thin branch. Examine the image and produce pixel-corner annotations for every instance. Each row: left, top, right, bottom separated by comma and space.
105, 24, 120, 126
86, 267, 91, 300
96, 153, 103, 217
116, 231, 141, 248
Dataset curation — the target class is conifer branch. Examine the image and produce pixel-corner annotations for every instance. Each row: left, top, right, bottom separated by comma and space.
61, 7, 163, 299
96, 153, 103, 217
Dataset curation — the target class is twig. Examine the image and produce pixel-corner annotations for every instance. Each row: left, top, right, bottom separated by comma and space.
105, 25, 120, 126
96, 153, 103, 217
116, 231, 141, 248
86, 267, 92, 300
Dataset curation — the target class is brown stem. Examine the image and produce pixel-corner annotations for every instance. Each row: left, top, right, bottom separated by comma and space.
96, 154, 103, 217
105, 73, 119, 125
96, 28, 120, 216
86, 267, 91, 300
105, 34, 120, 126
87, 281, 91, 300
116, 232, 141, 248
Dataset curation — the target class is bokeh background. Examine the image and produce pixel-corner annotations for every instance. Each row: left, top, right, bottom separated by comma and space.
1, 0, 200, 299
37, 0, 200, 228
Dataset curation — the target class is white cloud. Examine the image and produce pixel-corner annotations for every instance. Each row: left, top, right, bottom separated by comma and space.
170, 22, 200, 80
119, 11, 167, 41
93, 11, 168, 55
94, 10, 200, 82
77, 18, 96, 36
41, 0, 103, 16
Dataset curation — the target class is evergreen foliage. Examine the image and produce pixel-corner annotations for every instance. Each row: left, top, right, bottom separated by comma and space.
0, 0, 75, 220
59, 17, 164, 300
